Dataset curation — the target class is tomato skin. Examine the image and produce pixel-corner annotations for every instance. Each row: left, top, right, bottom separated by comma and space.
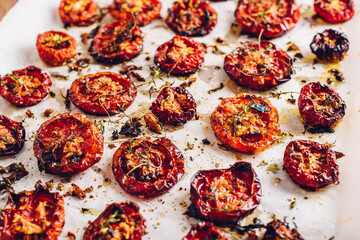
182, 222, 228, 240
33, 112, 104, 176
298, 82, 346, 128
235, 0, 300, 38
314, 0, 355, 23
263, 219, 304, 240
224, 41, 293, 91
190, 162, 262, 225
59, 0, 98, 26
0, 115, 25, 157
112, 137, 185, 198
283, 140, 339, 190
36, 30, 77, 66
0, 182, 65, 240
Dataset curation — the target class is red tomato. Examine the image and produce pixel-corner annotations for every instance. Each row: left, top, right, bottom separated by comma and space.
151, 87, 197, 126
263, 219, 304, 240
0, 66, 52, 106
89, 19, 144, 64
154, 35, 206, 75
224, 41, 293, 91
190, 162, 262, 225
211, 93, 281, 154
298, 82, 346, 128
283, 140, 339, 189
314, 0, 355, 23
109, 0, 162, 26
165, 0, 218, 37
182, 222, 228, 240
0, 182, 65, 240
33, 112, 104, 176
235, 0, 300, 38
59, 0, 98, 26
0, 115, 25, 157
83, 202, 146, 240
112, 137, 185, 198
36, 30, 77, 66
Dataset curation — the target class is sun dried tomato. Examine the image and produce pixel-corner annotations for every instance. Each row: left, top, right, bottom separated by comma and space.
0, 66, 52, 106
33, 112, 104, 176
112, 137, 185, 198
182, 222, 228, 240
314, 0, 355, 23
59, 0, 98, 26
36, 30, 77, 66
263, 219, 304, 240
165, 0, 217, 37
235, 0, 300, 38
211, 93, 281, 154
0, 115, 25, 157
224, 41, 293, 91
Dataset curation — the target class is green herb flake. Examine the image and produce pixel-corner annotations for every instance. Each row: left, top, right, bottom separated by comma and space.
185, 142, 194, 151
267, 163, 279, 174
257, 160, 268, 167
290, 200, 296, 209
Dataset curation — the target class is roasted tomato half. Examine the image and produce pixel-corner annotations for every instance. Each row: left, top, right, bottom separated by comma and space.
89, 19, 144, 64
165, 0, 218, 37
0, 115, 25, 157
109, 0, 162, 26
224, 41, 293, 91
190, 162, 262, 225
33, 112, 104, 176
0, 182, 65, 240
314, 0, 355, 23
36, 30, 77, 66
69, 72, 137, 115
83, 202, 146, 240
154, 35, 206, 75
310, 29, 349, 62
263, 219, 304, 240
283, 140, 339, 190
211, 94, 281, 154
151, 87, 197, 126
182, 222, 228, 240
59, 0, 98, 26
298, 82, 346, 128
113, 137, 185, 198
0, 66, 52, 106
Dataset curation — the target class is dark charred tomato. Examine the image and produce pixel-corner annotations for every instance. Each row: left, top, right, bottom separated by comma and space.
165, 0, 218, 37
0, 115, 25, 157
314, 0, 355, 23
36, 30, 77, 66
109, 0, 162, 26
89, 19, 144, 64
211, 93, 281, 154
224, 41, 293, 91
0, 182, 65, 240
298, 82, 346, 128
283, 140, 339, 190
182, 222, 228, 240
33, 112, 104, 176
112, 137, 185, 198
263, 219, 304, 240
0, 66, 52, 106
151, 87, 197, 126
310, 29, 349, 62
83, 202, 146, 240
154, 35, 206, 75
190, 162, 262, 225
59, 0, 98, 26
235, 0, 300, 38
69, 72, 137, 115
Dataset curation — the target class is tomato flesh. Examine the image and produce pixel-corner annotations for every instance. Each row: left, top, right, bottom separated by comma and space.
263, 219, 304, 240
59, 0, 98, 26
182, 222, 228, 240
314, 0, 355, 23
0, 115, 25, 157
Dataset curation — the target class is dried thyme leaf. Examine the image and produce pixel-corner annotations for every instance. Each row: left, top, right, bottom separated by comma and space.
208, 83, 224, 94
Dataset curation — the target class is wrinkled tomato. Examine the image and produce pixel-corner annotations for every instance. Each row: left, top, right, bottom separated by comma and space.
235, 0, 300, 38
113, 137, 185, 198
263, 219, 304, 240
109, 0, 161, 26
0, 115, 25, 157
165, 0, 218, 37
298, 82, 346, 128
59, 0, 98, 26
182, 222, 228, 240
224, 41, 293, 91
211, 93, 281, 154
151, 87, 197, 126
0, 182, 65, 240
69, 72, 137, 115
33, 112, 104, 176
0, 66, 52, 106
283, 140, 339, 190
36, 30, 77, 66
314, 0, 355, 23
190, 162, 262, 225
